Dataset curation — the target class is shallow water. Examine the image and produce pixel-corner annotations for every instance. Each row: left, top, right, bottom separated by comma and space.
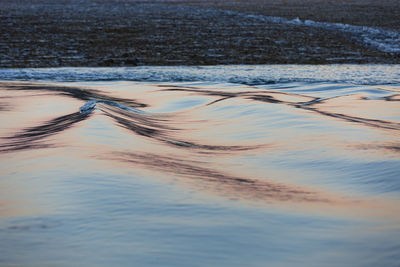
1, 65, 400, 266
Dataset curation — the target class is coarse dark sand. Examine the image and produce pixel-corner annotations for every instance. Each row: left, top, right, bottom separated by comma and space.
1, 0, 399, 67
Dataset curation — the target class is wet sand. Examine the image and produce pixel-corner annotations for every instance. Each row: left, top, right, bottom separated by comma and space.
1, 0, 399, 67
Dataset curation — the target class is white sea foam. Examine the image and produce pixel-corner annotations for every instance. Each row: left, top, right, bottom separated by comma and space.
175, 6, 400, 53
222, 10, 400, 54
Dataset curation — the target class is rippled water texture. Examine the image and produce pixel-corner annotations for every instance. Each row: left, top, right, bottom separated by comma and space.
1, 65, 400, 266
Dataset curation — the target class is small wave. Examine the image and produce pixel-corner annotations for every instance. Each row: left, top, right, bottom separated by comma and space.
1, 65, 400, 85
79, 100, 97, 114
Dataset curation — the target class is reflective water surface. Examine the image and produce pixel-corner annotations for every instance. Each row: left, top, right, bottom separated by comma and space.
1, 66, 400, 266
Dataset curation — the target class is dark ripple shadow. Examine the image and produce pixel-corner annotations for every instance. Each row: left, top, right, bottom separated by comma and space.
3, 83, 146, 108
0, 218, 63, 232
0, 102, 9, 111
383, 94, 400, 102
160, 86, 400, 131
354, 143, 400, 154
100, 104, 261, 153
298, 106, 400, 131
113, 151, 333, 203
0, 112, 90, 152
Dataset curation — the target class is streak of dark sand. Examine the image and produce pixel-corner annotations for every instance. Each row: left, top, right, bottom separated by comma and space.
1, 0, 399, 67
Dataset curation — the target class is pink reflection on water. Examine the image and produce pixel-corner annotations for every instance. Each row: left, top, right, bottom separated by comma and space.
1, 81, 400, 221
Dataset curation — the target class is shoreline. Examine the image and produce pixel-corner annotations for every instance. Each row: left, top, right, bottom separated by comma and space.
1, 65, 399, 86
